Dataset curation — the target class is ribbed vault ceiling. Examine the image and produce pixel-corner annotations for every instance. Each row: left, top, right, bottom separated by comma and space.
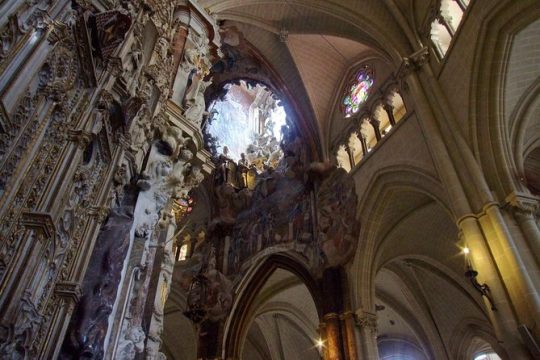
200, 0, 411, 154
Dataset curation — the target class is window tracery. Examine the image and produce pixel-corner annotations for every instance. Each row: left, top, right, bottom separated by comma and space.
474, 353, 502, 360
336, 86, 407, 172
342, 66, 374, 118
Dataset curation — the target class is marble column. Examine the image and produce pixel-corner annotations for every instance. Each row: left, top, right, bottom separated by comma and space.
59, 187, 139, 359
321, 267, 345, 360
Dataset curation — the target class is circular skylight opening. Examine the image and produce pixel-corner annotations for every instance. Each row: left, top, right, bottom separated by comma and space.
205, 80, 287, 172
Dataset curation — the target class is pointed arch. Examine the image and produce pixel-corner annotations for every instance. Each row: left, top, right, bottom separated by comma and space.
222, 252, 322, 359
470, 0, 540, 199
351, 164, 452, 311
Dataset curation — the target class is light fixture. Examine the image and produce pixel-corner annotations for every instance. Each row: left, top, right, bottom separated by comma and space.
463, 247, 497, 311
315, 338, 324, 349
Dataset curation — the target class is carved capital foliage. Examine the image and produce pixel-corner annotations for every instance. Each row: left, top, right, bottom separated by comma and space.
354, 309, 378, 334
506, 192, 540, 219
54, 281, 82, 305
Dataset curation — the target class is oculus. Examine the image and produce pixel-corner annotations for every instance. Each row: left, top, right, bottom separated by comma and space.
205, 80, 287, 172
342, 66, 374, 118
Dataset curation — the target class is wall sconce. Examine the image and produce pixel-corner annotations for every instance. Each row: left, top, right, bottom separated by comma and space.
314, 337, 324, 358
463, 247, 497, 311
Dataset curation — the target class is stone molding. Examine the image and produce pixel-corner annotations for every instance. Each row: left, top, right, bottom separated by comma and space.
54, 281, 82, 305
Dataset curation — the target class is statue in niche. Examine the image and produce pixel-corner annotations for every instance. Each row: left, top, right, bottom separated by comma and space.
183, 79, 211, 128
215, 146, 237, 187
237, 153, 250, 188
129, 105, 150, 158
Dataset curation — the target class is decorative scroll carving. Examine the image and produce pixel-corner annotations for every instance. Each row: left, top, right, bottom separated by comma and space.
0, 0, 218, 358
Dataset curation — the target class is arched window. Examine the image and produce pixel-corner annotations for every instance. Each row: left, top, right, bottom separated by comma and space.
348, 132, 363, 165
474, 353, 502, 360
178, 244, 189, 261
336, 145, 352, 172
342, 66, 374, 118
430, 0, 471, 57
360, 117, 376, 151
172, 194, 194, 225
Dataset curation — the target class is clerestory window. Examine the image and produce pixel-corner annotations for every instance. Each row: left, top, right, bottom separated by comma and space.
430, 0, 471, 57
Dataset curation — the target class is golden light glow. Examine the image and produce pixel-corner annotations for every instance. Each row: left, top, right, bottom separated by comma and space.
315, 338, 324, 349
463, 247, 470, 255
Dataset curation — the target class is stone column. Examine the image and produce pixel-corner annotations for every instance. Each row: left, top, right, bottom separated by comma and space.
480, 204, 540, 333
358, 122, 369, 156
506, 192, 540, 265
458, 215, 530, 358
320, 267, 345, 360
369, 117, 382, 142
354, 308, 378, 360
340, 311, 358, 360
383, 103, 396, 126
345, 144, 355, 168
322, 313, 343, 360
397, 49, 470, 216
400, 48, 534, 356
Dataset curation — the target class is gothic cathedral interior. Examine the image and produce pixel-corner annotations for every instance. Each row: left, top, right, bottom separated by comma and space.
0, 0, 539, 359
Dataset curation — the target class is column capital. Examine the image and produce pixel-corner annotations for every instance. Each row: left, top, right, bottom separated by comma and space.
505, 191, 540, 218
396, 47, 430, 79
54, 281, 82, 305
354, 308, 377, 334
66, 129, 94, 150
369, 117, 380, 126
383, 103, 394, 112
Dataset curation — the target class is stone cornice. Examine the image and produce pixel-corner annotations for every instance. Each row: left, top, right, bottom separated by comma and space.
54, 281, 82, 304
20, 211, 56, 241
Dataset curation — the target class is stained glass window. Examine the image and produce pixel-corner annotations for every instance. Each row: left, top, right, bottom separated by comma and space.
172, 195, 194, 222
343, 67, 374, 118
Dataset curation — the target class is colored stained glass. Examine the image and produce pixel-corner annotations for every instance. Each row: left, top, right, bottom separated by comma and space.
173, 195, 194, 222
343, 68, 374, 118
